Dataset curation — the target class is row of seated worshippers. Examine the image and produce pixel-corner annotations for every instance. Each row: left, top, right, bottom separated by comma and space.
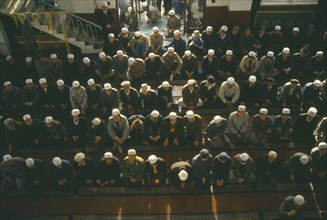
2, 104, 326, 154
0, 144, 326, 197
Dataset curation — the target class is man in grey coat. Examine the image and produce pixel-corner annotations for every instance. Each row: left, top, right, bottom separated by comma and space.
70, 80, 88, 115
112, 50, 129, 84
192, 149, 214, 191
228, 105, 250, 147
1, 154, 26, 191
230, 152, 256, 184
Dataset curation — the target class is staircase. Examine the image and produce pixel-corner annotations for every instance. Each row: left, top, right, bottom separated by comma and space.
1, 0, 103, 54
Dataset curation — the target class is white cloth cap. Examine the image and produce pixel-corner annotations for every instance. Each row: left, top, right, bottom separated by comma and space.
313, 80, 322, 87
92, 117, 101, 126
148, 155, 157, 165
128, 57, 135, 65
71, 109, 80, 116
102, 1, 108, 7
169, 112, 177, 120
249, 75, 256, 83
87, 78, 95, 85
282, 108, 290, 115
45, 116, 53, 123
121, 27, 128, 33
141, 2, 148, 7
67, 54, 74, 59
108, 33, 114, 38
127, 6, 132, 13
152, 26, 159, 32
74, 152, 85, 162
53, 157, 62, 166
3, 154, 12, 162
72, 81, 80, 87
275, 25, 281, 31
283, 47, 290, 54
268, 151, 277, 158
141, 83, 150, 91
4, 81, 12, 87
259, 108, 268, 115
23, 114, 31, 121
293, 27, 300, 32
185, 50, 191, 56
135, 31, 141, 37
214, 115, 222, 123
294, 195, 305, 205
25, 57, 32, 62
162, 81, 170, 87
25, 79, 33, 84
128, 149, 136, 155
168, 47, 174, 52
206, 26, 213, 32
151, 110, 159, 118
168, 10, 175, 16
117, 50, 124, 55
318, 142, 327, 149
248, 51, 256, 57
99, 52, 106, 58
227, 77, 235, 84
208, 49, 215, 55
307, 107, 317, 117
316, 51, 323, 56
267, 51, 274, 57
300, 155, 309, 165
121, 81, 130, 87
240, 153, 249, 161
178, 170, 188, 181
83, 57, 90, 64
238, 105, 246, 111
39, 78, 47, 84
6, 55, 12, 61
226, 50, 233, 55
173, 30, 180, 36
187, 79, 196, 86
104, 83, 112, 90
104, 152, 113, 158
26, 158, 35, 167
112, 108, 120, 116
148, 52, 155, 58
220, 25, 228, 32
50, 54, 57, 59
56, 79, 64, 86
186, 110, 194, 119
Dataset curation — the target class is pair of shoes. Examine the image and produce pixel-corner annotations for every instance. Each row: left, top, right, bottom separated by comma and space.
118, 146, 123, 153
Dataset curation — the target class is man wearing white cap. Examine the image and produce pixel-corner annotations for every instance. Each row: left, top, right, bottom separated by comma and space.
213, 152, 232, 188
218, 77, 240, 107
100, 83, 119, 117
166, 10, 181, 38
139, 2, 161, 23
250, 108, 272, 145
228, 105, 250, 147
124, 7, 138, 32
144, 110, 164, 145
275, 46, 292, 81
97, 152, 121, 187
43, 115, 67, 149
67, 108, 88, 149
192, 149, 214, 190
302, 79, 323, 111
24, 56, 38, 84
70, 80, 88, 115
272, 108, 293, 142
230, 152, 256, 184
202, 26, 216, 53
217, 25, 229, 58
103, 34, 121, 58
187, 30, 204, 58
128, 114, 147, 145
239, 75, 261, 108
183, 110, 203, 147
122, 149, 145, 188
49, 53, 64, 86
293, 107, 319, 144
145, 155, 167, 188
144, 52, 164, 79
112, 50, 129, 83
279, 194, 306, 219
163, 112, 184, 147
238, 51, 260, 80
169, 159, 193, 190
88, 117, 109, 149
285, 27, 303, 55
280, 79, 303, 110
310, 142, 326, 184
22, 114, 46, 149
284, 152, 311, 183
314, 117, 327, 143
217, 49, 237, 80
0, 154, 26, 191
139, 83, 158, 115
119, 81, 139, 117
239, 26, 255, 56
38, 77, 57, 117
2, 81, 21, 118
118, 27, 133, 54
167, 29, 187, 57
35, 54, 53, 86
203, 115, 231, 148
81, 57, 102, 83
307, 51, 325, 80
49, 156, 74, 192
259, 51, 279, 80
255, 151, 282, 184
55, 79, 71, 113
150, 27, 164, 55
63, 54, 80, 86
178, 79, 203, 109
130, 31, 149, 58
199, 76, 217, 108
3, 118, 24, 152
108, 108, 130, 153
268, 25, 284, 54
162, 46, 183, 80
202, 49, 218, 79
3, 55, 23, 88
157, 81, 177, 109
85, 78, 102, 116
127, 57, 145, 85
182, 50, 199, 79
96, 52, 115, 81
21, 78, 39, 114
96, 1, 115, 38
25, 157, 47, 197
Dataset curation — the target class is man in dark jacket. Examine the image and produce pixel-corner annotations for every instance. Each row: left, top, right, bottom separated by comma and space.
255, 151, 282, 184
25, 158, 47, 198
49, 157, 74, 193
213, 152, 231, 188
192, 149, 214, 191
96, 152, 121, 187
145, 155, 167, 188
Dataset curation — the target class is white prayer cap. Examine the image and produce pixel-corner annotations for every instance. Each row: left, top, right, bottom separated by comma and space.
26, 158, 35, 167
104, 152, 113, 158
56, 79, 64, 86
313, 80, 322, 87
282, 108, 290, 115
108, 33, 114, 38
240, 153, 249, 161
92, 117, 101, 126
120, 81, 130, 87
206, 26, 213, 32
168, 47, 174, 52
148, 155, 157, 165
4, 118, 14, 126
186, 110, 194, 119
4, 81, 12, 87
259, 108, 268, 115
300, 155, 309, 165
267, 51, 274, 58
168, 10, 175, 16
116, 50, 124, 55
87, 78, 95, 85
6, 55, 12, 61
25, 57, 32, 62
141, 83, 150, 91
249, 75, 256, 83
102, 1, 108, 7
3, 154, 12, 162
227, 77, 235, 84
248, 51, 256, 57
148, 52, 155, 59
141, 2, 148, 7
72, 80, 80, 88
39, 78, 47, 84
50, 53, 57, 59
45, 116, 53, 124
151, 110, 159, 118
23, 114, 31, 121
104, 83, 112, 90
214, 115, 222, 123
127, 6, 132, 13
318, 142, 327, 149
184, 50, 191, 56
74, 152, 85, 162
226, 50, 233, 55
152, 26, 159, 32
71, 108, 80, 116
121, 27, 128, 33
135, 31, 141, 37
128, 57, 135, 65
268, 151, 277, 158
178, 170, 188, 181
294, 195, 305, 205
169, 112, 177, 120
208, 49, 215, 55
293, 27, 299, 32
187, 79, 196, 86
25, 79, 33, 84
128, 149, 136, 155
112, 108, 120, 116
162, 81, 170, 87
275, 25, 281, 31
67, 54, 74, 59
99, 52, 106, 58
173, 30, 180, 36
83, 57, 90, 64
52, 157, 62, 166
316, 51, 323, 56
238, 105, 246, 112
307, 107, 317, 117
282, 47, 290, 54
220, 25, 228, 32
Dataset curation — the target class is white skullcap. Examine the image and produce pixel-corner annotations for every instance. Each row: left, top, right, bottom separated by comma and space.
238, 105, 246, 112
104, 83, 112, 90
148, 52, 155, 58
135, 31, 141, 37
108, 33, 114, 38
148, 155, 158, 165
92, 117, 101, 126
141, 83, 150, 91
25, 79, 33, 84
186, 110, 194, 119
259, 108, 268, 115
267, 51, 274, 57
104, 152, 113, 158
52, 157, 62, 166
25, 158, 35, 167
316, 51, 323, 56
187, 79, 196, 86
4, 118, 14, 126
249, 75, 256, 83
99, 52, 106, 58
248, 51, 256, 57
6, 55, 12, 61
275, 25, 281, 31
282, 108, 290, 115
112, 108, 120, 116
174, 30, 180, 36
226, 50, 233, 55
240, 153, 249, 162
71, 109, 80, 116
23, 114, 31, 121
184, 50, 192, 56
294, 195, 305, 205
128, 149, 136, 155
121, 81, 130, 87
318, 142, 327, 149
4, 81, 12, 87
268, 151, 277, 158
178, 170, 188, 181
151, 110, 160, 118
227, 77, 235, 84
72, 80, 80, 88
300, 155, 309, 165
168, 47, 174, 52
39, 78, 47, 84
74, 152, 85, 162
87, 78, 95, 86
102, 1, 108, 7
169, 112, 177, 120
3, 154, 12, 162
50, 54, 57, 59
206, 26, 213, 31
168, 10, 175, 16
162, 81, 170, 87
116, 50, 124, 55
152, 26, 159, 32
307, 107, 317, 117
208, 49, 215, 55
45, 116, 53, 123
83, 57, 90, 64
214, 115, 222, 123
293, 27, 300, 32
283, 47, 290, 54
313, 80, 322, 87
128, 57, 135, 65
25, 57, 32, 62
67, 54, 74, 59
141, 2, 148, 7
121, 27, 128, 33
56, 79, 64, 86
220, 25, 228, 32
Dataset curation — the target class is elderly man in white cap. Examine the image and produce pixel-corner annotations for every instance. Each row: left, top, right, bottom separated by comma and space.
250, 108, 273, 145
96, 1, 115, 38
199, 76, 217, 108
314, 117, 326, 143
43, 116, 67, 149
218, 77, 240, 107
130, 31, 149, 58
202, 49, 219, 78
187, 30, 204, 58
279, 195, 306, 219
96, 51, 115, 81
81, 57, 101, 83
163, 112, 184, 147
275, 47, 292, 82
145, 154, 167, 188
35, 54, 52, 85
310, 142, 326, 184
108, 108, 130, 153
0, 154, 26, 191
49, 53, 64, 85
307, 51, 325, 81
268, 25, 284, 54
157, 81, 177, 109
97, 152, 121, 187
119, 80, 140, 117
213, 152, 232, 188
103, 34, 121, 58
302, 79, 323, 111
217, 49, 237, 80
272, 108, 293, 142
169, 159, 193, 190
217, 25, 229, 57
290, 46, 309, 80
100, 82, 119, 117
139, 2, 161, 23
255, 151, 282, 184
118, 28, 133, 55
238, 51, 260, 80
203, 115, 231, 148
122, 149, 145, 188
85, 78, 102, 116
166, 10, 181, 38
182, 110, 203, 147
178, 79, 203, 110
162, 47, 183, 80
2, 81, 21, 118
149, 27, 164, 55
112, 50, 129, 83
25, 157, 47, 198
38, 77, 57, 117
23, 56, 38, 84
293, 107, 319, 144
228, 105, 250, 147
284, 27, 303, 54
139, 83, 158, 115
283, 152, 311, 183
87, 117, 109, 149
239, 75, 261, 108
22, 114, 46, 148
127, 57, 145, 85
259, 51, 279, 80
67, 109, 88, 149
144, 110, 164, 145
49, 156, 74, 192
182, 50, 199, 79
167, 29, 187, 56
21, 78, 39, 114
144, 52, 164, 79
54, 79, 71, 113
3, 118, 24, 153
280, 78, 303, 110
230, 152, 256, 184
70, 80, 88, 115
128, 114, 147, 145
63, 54, 80, 86
202, 26, 217, 53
